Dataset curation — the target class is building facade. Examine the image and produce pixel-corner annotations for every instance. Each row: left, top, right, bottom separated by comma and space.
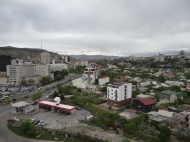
107, 82, 132, 107
83, 65, 99, 84
41, 52, 50, 64
7, 64, 52, 85
0, 55, 11, 71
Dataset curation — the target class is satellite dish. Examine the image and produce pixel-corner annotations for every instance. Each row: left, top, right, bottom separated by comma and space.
54, 97, 61, 105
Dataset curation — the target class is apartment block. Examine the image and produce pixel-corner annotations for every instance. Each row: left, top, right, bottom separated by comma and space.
7, 64, 52, 85
41, 52, 50, 64
107, 82, 132, 107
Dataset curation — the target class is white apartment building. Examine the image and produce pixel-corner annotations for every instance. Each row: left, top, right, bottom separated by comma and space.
49, 63, 69, 72
7, 64, 52, 85
41, 52, 50, 64
72, 76, 88, 89
83, 65, 99, 84
99, 76, 109, 85
107, 82, 132, 107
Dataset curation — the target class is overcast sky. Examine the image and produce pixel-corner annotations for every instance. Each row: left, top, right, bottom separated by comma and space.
0, 0, 190, 56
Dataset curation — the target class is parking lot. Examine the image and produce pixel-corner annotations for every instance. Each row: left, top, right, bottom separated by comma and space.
9, 104, 125, 142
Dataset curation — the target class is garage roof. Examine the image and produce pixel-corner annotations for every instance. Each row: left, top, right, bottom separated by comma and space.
12, 101, 30, 107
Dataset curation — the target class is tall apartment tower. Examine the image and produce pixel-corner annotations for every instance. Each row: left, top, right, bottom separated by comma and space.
41, 52, 50, 64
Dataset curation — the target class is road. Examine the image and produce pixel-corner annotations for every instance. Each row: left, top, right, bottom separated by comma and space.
0, 73, 82, 142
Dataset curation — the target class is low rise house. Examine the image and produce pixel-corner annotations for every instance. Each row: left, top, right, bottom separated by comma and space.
157, 109, 174, 119
133, 98, 156, 112
165, 80, 185, 87
159, 90, 183, 103
98, 76, 109, 85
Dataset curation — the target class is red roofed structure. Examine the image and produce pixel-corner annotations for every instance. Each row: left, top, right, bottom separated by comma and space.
133, 98, 156, 112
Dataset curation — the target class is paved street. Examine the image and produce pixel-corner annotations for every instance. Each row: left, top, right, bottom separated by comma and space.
0, 73, 81, 142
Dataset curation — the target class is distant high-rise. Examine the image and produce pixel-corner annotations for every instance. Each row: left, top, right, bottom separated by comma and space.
0, 54, 11, 71
41, 52, 50, 64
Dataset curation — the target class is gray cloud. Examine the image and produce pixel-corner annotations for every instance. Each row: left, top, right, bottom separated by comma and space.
0, 0, 190, 56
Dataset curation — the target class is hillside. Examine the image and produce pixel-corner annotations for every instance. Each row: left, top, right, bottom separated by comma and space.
70, 54, 121, 59
0, 46, 58, 59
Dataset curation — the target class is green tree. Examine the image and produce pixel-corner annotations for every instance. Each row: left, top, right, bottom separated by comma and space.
158, 74, 166, 83
54, 73, 63, 81
20, 119, 35, 137
31, 92, 42, 101
39, 76, 51, 85
170, 85, 181, 92
21, 80, 27, 85
27, 79, 35, 84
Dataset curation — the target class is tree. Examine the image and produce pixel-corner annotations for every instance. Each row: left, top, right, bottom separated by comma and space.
39, 76, 51, 85
27, 79, 35, 84
54, 73, 63, 81
170, 85, 181, 92
31, 92, 42, 101
20, 119, 35, 137
158, 74, 166, 83
21, 80, 27, 85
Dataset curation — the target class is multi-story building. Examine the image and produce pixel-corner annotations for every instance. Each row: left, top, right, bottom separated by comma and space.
107, 82, 132, 107
41, 52, 50, 64
7, 64, 52, 85
83, 65, 99, 84
0, 55, 11, 71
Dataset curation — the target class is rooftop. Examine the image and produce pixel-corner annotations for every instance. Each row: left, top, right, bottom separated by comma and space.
161, 90, 176, 95
134, 98, 155, 106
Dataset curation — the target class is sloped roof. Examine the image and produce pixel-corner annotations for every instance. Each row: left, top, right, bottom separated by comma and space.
134, 98, 155, 106
158, 109, 174, 118
161, 90, 176, 95
175, 92, 183, 98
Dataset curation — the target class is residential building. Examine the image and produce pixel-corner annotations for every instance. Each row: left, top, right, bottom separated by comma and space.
133, 98, 155, 112
165, 80, 184, 87
154, 53, 165, 62
107, 82, 132, 107
99, 76, 109, 85
72, 75, 88, 89
41, 52, 50, 64
0, 54, 11, 71
157, 109, 174, 119
7, 64, 52, 85
159, 90, 183, 103
83, 65, 99, 84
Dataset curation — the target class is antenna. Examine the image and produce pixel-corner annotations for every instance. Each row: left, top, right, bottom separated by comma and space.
41, 40, 42, 49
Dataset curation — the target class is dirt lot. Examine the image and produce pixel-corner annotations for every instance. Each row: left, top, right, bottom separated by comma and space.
11, 106, 127, 142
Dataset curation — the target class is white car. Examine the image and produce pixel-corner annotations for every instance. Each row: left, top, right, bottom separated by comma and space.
37, 120, 44, 126
40, 122, 47, 127
31, 118, 36, 123
13, 117, 19, 122
86, 115, 93, 121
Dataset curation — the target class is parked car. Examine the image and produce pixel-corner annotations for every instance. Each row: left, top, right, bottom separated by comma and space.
40, 122, 47, 127
34, 120, 40, 125
76, 106, 81, 110
86, 115, 93, 122
37, 120, 44, 126
2, 96, 9, 100
31, 118, 36, 123
13, 117, 19, 122
31, 101, 38, 105
46, 95, 49, 99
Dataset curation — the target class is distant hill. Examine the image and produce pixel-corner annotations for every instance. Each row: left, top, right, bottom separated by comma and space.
0, 46, 58, 59
70, 54, 121, 59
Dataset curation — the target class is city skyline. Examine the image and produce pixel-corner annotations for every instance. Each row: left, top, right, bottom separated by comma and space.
0, 0, 190, 56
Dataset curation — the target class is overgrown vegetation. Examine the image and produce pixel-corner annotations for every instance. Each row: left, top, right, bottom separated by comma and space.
7, 119, 109, 142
